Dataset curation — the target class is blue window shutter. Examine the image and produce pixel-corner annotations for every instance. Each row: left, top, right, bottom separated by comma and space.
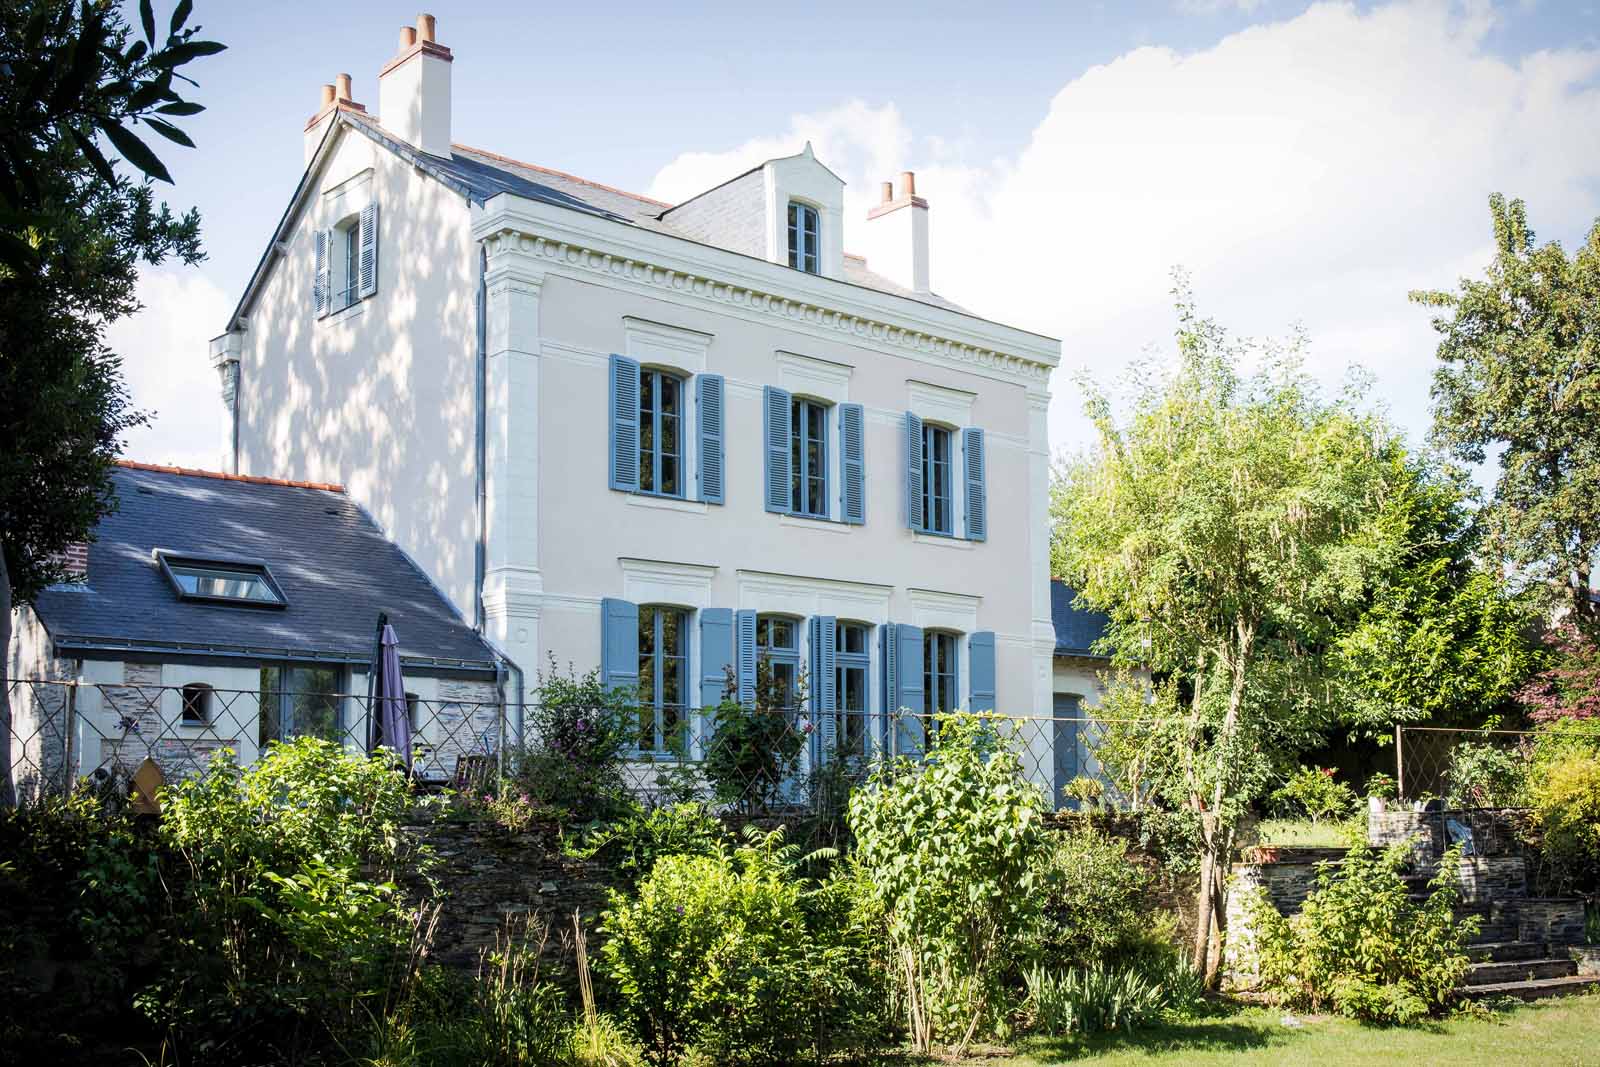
809, 616, 838, 760
968, 631, 996, 712
963, 427, 987, 541
313, 229, 331, 317
600, 598, 639, 697
894, 623, 925, 755
358, 202, 379, 299
696, 374, 725, 504
700, 608, 733, 707
839, 403, 865, 525
763, 386, 792, 513
905, 412, 924, 530
609, 355, 641, 492
879, 622, 896, 755
735, 609, 757, 707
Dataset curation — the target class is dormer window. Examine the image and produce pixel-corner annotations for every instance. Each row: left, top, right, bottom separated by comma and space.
157, 552, 287, 607
787, 201, 819, 274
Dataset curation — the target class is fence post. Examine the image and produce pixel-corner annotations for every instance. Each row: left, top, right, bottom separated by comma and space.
63, 681, 78, 797
1394, 724, 1404, 800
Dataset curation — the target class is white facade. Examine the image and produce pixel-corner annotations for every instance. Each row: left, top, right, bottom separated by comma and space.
213, 16, 1062, 750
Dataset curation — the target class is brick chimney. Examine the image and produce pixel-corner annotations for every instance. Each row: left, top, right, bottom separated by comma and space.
57, 542, 89, 582
862, 171, 930, 295
378, 14, 454, 158
304, 73, 366, 164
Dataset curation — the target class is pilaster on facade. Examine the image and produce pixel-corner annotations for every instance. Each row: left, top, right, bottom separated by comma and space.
1027, 386, 1055, 716
208, 332, 243, 474
481, 236, 547, 662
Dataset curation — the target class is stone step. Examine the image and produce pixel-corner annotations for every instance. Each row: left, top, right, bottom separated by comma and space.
1459, 973, 1600, 1002
1464, 958, 1577, 986
1466, 941, 1550, 963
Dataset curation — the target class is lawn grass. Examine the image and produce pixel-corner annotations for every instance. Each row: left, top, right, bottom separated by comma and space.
1251, 816, 1361, 848
991, 993, 1600, 1066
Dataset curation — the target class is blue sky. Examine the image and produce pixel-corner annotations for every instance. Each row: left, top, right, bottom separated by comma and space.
113, 1, 1600, 470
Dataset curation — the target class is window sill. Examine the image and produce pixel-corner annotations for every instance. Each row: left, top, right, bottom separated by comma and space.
623, 492, 707, 515
322, 299, 365, 326
912, 531, 974, 550
779, 513, 852, 533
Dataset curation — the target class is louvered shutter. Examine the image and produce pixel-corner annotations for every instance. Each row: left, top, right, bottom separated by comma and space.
358, 202, 379, 299
808, 616, 838, 762
968, 631, 996, 713
963, 427, 987, 541
893, 623, 925, 755
763, 386, 792, 513
313, 229, 331, 317
608, 355, 641, 492
735, 609, 757, 708
839, 403, 865, 525
905, 412, 924, 530
696, 374, 725, 504
600, 598, 640, 698
700, 608, 734, 707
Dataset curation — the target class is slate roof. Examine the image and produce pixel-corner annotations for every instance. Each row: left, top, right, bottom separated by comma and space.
1051, 579, 1112, 659
30, 464, 496, 673
344, 115, 973, 315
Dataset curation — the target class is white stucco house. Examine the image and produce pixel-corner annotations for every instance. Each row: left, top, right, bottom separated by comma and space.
205, 14, 1073, 777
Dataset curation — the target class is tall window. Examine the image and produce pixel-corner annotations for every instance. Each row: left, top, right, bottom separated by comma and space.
787, 202, 819, 274
639, 369, 684, 497
790, 398, 828, 517
260, 666, 342, 747
337, 219, 361, 310
757, 615, 800, 709
924, 631, 958, 720
835, 622, 869, 757
637, 606, 688, 754
920, 424, 954, 535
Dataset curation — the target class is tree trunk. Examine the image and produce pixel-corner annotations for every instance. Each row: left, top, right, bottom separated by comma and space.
1194, 620, 1255, 987
0, 550, 15, 807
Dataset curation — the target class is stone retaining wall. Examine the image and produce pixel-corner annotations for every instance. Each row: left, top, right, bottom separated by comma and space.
396, 818, 625, 973
1518, 899, 1587, 946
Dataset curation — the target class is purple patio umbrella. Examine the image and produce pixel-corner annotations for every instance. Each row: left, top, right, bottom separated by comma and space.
371, 619, 413, 769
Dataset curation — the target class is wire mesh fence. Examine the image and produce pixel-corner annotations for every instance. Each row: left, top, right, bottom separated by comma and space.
1, 677, 1163, 815
1392, 723, 1600, 805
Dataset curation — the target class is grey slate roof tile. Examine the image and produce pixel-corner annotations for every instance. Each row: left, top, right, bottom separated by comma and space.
1051, 579, 1112, 658
31, 465, 496, 672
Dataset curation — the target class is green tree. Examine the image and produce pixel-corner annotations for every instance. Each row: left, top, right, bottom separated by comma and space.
0, 1, 223, 804
1051, 285, 1412, 982
1331, 459, 1539, 727
1413, 193, 1600, 624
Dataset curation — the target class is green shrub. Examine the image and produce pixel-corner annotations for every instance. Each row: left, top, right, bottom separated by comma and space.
1248, 843, 1474, 1024
1445, 740, 1528, 808
1031, 827, 1155, 970
848, 713, 1047, 1054
1023, 963, 1167, 1036
701, 658, 807, 814
1272, 766, 1357, 825
511, 657, 635, 822
598, 831, 849, 1066
1530, 753, 1600, 895
565, 801, 726, 883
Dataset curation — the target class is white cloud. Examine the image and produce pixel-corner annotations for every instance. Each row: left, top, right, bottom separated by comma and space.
648, 0, 1600, 460
1177, 0, 1268, 13
108, 267, 232, 471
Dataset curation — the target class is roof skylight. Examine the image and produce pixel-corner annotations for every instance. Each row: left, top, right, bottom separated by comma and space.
157, 553, 286, 607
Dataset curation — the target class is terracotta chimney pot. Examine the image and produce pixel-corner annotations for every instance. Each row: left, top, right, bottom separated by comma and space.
320, 83, 336, 108
900, 171, 917, 198
880, 181, 893, 204
417, 13, 436, 43
335, 72, 353, 101
399, 26, 417, 50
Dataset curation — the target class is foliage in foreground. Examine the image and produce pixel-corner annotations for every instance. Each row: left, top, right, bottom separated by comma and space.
598, 828, 883, 1066
1247, 843, 1474, 1024
1024, 957, 1204, 1037
849, 714, 1048, 1055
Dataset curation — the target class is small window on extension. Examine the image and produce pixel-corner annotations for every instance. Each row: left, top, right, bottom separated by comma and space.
181, 683, 213, 725
158, 552, 287, 607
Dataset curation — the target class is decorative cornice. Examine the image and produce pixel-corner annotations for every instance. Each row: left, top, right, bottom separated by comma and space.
477, 223, 1055, 386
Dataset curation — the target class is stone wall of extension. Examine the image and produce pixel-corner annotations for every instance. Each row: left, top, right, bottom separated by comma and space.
1224, 807, 1589, 989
